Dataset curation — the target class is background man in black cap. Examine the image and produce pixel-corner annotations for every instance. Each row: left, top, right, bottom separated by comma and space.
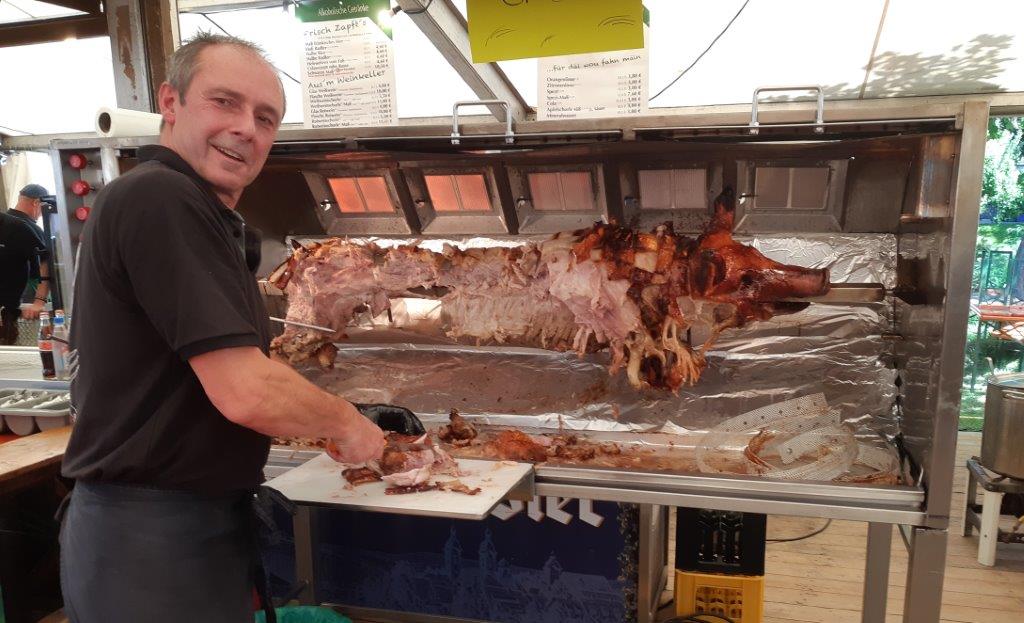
9, 184, 52, 319
0, 185, 51, 344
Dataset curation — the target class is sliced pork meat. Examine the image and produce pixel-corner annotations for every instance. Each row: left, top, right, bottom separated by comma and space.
335, 431, 460, 489
342, 466, 381, 486
437, 409, 478, 445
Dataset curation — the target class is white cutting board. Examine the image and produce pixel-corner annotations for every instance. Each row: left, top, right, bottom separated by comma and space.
265, 453, 534, 520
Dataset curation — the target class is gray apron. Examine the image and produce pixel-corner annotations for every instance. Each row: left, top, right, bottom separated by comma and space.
57, 481, 291, 623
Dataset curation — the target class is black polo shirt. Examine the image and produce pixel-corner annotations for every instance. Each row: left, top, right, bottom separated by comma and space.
8, 208, 50, 261
0, 210, 44, 307
63, 144, 272, 493
8, 209, 50, 304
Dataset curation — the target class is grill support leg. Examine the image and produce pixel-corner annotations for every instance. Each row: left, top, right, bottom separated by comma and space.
294, 505, 319, 606
902, 527, 946, 623
861, 522, 892, 623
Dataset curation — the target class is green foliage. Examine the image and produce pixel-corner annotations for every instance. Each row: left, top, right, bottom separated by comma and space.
989, 116, 1024, 141
976, 223, 1024, 250
983, 117, 1024, 221
972, 224, 1022, 295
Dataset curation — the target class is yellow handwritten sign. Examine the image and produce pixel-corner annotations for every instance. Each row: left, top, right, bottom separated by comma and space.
468, 0, 645, 63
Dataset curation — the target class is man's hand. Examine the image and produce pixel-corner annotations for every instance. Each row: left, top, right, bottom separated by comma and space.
354, 404, 426, 435
325, 411, 386, 464
22, 302, 44, 320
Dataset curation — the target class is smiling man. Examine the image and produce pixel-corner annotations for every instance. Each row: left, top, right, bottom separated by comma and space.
59, 34, 394, 623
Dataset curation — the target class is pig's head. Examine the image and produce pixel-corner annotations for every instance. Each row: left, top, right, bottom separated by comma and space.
691, 188, 831, 314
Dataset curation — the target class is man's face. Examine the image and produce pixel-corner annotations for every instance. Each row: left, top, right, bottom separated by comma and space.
158, 45, 284, 208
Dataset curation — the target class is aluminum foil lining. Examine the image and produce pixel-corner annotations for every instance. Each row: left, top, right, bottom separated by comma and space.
743, 233, 897, 288
300, 302, 894, 433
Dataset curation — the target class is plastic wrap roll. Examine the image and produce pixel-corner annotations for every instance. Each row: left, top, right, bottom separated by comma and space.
95, 107, 161, 137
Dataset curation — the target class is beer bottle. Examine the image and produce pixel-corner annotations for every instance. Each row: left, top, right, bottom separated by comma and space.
38, 312, 55, 379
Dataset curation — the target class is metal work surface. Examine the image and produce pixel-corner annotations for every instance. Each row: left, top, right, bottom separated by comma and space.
534, 483, 925, 527
268, 444, 923, 526
535, 466, 923, 522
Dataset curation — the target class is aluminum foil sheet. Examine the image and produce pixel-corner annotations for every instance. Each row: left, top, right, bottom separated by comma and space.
744, 233, 897, 289
299, 302, 895, 433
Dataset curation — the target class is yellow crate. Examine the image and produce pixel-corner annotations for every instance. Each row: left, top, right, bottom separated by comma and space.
675, 570, 764, 623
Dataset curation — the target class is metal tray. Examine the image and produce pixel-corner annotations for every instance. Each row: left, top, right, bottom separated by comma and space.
0, 388, 71, 435
0, 388, 71, 417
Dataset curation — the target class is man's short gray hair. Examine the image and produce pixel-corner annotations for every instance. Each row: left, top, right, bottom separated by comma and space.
164, 31, 286, 118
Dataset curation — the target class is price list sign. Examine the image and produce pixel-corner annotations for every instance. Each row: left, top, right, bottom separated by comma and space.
537, 28, 649, 121
296, 0, 397, 129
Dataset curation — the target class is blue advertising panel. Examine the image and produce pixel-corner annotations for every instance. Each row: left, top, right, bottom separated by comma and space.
264, 497, 639, 623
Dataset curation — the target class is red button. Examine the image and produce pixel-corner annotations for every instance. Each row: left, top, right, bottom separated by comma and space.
68, 153, 89, 170
75, 206, 91, 221
70, 179, 92, 196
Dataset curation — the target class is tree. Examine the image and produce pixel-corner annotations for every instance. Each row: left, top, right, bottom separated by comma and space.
984, 117, 1024, 222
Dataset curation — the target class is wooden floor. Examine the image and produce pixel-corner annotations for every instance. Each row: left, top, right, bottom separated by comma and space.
754, 432, 1024, 623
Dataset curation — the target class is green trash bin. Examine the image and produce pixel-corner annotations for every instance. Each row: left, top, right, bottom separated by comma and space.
254, 606, 351, 623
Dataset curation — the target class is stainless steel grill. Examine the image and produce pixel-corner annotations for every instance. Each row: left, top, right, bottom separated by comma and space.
22, 94, 991, 623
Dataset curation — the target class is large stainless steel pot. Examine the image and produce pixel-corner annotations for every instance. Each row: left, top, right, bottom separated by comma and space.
983, 373, 1024, 479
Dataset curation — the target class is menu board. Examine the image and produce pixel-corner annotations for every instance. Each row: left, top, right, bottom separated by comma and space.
537, 28, 649, 121
296, 0, 398, 129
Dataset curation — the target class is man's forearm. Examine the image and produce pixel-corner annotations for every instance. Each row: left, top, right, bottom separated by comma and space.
239, 356, 361, 439
34, 262, 50, 302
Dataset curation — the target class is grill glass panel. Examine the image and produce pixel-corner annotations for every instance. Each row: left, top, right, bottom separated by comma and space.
528, 171, 595, 211
425, 174, 491, 212
754, 167, 790, 208
425, 175, 461, 212
328, 176, 393, 213
639, 168, 706, 210
560, 172, 595, 210
754, 166, 830, 209
791, 167, 830, 208
329, 178, 364, 213
454, 175, 491, 211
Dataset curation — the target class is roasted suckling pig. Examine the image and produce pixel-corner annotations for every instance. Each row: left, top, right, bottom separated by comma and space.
270, 189, 829, 390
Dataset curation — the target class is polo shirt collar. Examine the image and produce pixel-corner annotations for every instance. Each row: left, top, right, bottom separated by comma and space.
136, 144, 235, 214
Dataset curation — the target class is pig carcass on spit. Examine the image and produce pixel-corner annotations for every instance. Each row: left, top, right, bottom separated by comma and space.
269, 189, 830, 391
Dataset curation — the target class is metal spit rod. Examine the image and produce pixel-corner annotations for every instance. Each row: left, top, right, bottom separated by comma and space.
269, 317, 335, 334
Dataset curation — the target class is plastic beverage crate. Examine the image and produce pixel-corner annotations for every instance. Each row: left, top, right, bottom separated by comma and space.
675, 570, 764, 623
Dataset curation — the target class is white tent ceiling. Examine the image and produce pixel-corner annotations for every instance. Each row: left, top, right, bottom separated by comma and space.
2, 0, 1023, 135
459, 0, 1024, 108
0, 0, 83, 25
